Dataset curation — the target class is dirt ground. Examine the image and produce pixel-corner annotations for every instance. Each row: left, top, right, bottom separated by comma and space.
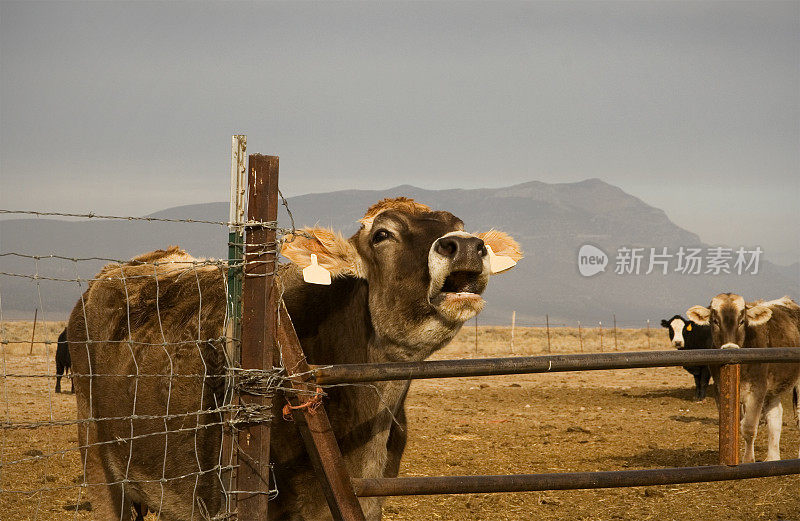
1, 323, 799, 520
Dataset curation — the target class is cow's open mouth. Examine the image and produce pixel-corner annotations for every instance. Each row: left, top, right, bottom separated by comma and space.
440, 270, 482, 295
429, 270, 486, 322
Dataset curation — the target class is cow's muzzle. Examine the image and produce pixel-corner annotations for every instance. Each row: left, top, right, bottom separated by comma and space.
433, 235, 487, 272
428, 232, 491, 322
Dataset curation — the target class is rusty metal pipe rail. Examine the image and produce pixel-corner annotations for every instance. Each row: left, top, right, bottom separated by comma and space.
313, 348, 800, 384
352, 459, 800, 497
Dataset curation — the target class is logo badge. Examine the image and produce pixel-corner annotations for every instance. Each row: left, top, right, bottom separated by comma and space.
578, 244, 608, 277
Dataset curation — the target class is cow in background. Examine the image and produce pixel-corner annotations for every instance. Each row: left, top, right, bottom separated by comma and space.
661, 315, 713, 401
687, 294, 800, 462
55, 328, 72, 394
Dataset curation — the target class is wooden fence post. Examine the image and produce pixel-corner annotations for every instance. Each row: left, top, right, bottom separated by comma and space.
545, 314, 551, 353
510, 310, 516, 356
718, 363, 740, 465
598, 321, 603, 352
474, 316, 479, 355
236, 154, 279, 520
28, 307, 38, 355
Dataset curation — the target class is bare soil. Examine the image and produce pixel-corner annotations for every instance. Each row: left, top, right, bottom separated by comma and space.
2, 323, 798, 520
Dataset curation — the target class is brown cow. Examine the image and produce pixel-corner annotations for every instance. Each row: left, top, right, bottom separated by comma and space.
67, 197, 522, 520
687, 294, 800, 463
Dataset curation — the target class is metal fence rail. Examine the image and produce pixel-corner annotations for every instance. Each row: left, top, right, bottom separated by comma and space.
352, 459, 800, 497
313, 347, 800, 384
306, 344, 800, 516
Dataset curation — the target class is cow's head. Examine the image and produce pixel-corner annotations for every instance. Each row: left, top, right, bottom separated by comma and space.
686, 293, 772, 349
281, 198, 522, 349
661, 315, 689, 348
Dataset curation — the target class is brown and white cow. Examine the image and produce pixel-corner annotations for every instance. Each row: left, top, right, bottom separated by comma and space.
686, 294, 800, 462
66, 197, 522, 520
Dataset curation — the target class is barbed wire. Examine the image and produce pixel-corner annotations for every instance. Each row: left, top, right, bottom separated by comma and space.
0, 209, 311, 241
0, 208, 273, 228
0, 251, 274, 266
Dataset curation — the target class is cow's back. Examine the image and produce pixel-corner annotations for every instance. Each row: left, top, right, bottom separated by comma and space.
67, 248, 228, 519
741, 299, 800, 397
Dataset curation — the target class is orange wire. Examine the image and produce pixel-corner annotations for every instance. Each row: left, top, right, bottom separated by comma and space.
282, 387, 324, 421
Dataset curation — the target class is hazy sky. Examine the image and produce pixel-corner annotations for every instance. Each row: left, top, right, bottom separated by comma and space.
1, 1, 798, 264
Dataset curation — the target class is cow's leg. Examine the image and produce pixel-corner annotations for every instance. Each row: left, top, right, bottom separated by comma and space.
764, 396, 783, 461
111, 485, 134, 521
91, 464, 134, 521
384, 406, 408, 478
794, 385, 800, 458
68, 367, 74, 393
740, 389, 765, 463
693, 372, 703, 401
698, 367, 711, 402
84, 479, 129, 520
133, 502, 147, 521
84, 458, 131, 521
55, 360, 64, 394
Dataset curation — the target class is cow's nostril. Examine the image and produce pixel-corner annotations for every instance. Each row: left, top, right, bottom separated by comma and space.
435, 237, 458, 258
477, 240, 487, 256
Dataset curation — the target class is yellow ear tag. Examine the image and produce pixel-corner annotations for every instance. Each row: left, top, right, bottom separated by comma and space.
486, 245, 517, 274
686, 324, 692, 331
302, 254, 332, 285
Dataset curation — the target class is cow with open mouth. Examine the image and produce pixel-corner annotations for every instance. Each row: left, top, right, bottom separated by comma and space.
66, 197, 522, 520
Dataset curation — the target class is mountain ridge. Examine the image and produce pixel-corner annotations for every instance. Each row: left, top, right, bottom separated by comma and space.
1, 179, 796, 323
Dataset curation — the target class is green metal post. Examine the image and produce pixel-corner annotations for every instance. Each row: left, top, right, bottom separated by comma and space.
222, 135, 246, 514
227, 229, 243, 358
227, 135, 247, 363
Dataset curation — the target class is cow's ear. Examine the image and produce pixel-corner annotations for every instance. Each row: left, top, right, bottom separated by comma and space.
686, 306, 711, 325
746, 304, 772, 326
281, 227, 364, 278
660, 319, 670, 328
475, 230, 523, 261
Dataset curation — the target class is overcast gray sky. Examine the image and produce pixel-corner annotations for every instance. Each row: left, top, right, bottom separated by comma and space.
1, 1, 798, 264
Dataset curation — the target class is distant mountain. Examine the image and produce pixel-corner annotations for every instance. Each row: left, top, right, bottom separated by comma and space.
1, 180, 797, 324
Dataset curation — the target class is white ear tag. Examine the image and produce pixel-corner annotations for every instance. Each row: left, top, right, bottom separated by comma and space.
486, 245, 516, 274
302, 254, 332, 285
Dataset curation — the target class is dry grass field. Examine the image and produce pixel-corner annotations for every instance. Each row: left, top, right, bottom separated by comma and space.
1, 321, 798, 520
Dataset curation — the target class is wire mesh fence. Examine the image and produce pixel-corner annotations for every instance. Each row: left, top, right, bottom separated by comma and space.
0, 205, 296, 520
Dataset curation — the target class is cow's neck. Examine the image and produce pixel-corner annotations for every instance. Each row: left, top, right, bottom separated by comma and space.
282, 269, 459, 365
281, 269, 461, 477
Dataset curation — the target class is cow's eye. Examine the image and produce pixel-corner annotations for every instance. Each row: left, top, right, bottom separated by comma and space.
738, 318, 745, 326
372, 229, 392, 244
